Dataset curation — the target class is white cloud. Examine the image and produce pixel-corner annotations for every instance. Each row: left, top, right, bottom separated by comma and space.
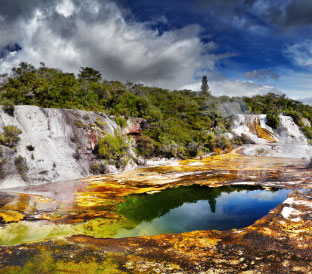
299, 97, 312, 105
182, 79, 282, 97
56, 0, 75, 18
284, 40, 312, 67
0, 0, 233, 90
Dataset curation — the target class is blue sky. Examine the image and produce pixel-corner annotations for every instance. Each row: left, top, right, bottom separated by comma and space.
0, 0, 311, 102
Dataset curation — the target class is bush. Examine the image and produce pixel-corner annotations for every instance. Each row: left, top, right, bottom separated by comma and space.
0, 158, 6, 179
97, 133, 128, 160
116, 116, 127, 128
136, 135, 155, 159
14, 155, 28, 181
187, 141, 200, 157
0, 125, 22, 148
266, 113, 280, 129
2, 99, 15, 116
90, 162, 106, 174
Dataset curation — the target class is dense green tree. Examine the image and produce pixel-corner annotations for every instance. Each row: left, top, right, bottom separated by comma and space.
201, 75, 210, 96
78, 67, 102, 82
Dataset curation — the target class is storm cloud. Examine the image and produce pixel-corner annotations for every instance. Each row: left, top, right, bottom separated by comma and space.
0, 0, 234, 89
0, 0, 311, 97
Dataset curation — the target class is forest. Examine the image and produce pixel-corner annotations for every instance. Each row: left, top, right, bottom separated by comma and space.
0, 62, 311, 159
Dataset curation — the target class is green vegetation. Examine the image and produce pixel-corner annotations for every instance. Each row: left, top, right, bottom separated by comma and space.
244, 93, 312, 139
266, 112, 280, 129
14, 155, 29, 181
0, 158, 6, 179
97, 133, 129, 160
115, 116, 127, 128
2, 98, 14, 116
201, 75, 210, 96
0, 125, 22, 148
0, 62, 311, 159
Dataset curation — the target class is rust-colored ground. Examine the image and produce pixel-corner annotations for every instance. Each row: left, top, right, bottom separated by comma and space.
0, 146, 311, 274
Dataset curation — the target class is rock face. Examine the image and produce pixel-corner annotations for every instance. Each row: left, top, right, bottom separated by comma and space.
0, 105, 134, 189
232, 114, 308, 145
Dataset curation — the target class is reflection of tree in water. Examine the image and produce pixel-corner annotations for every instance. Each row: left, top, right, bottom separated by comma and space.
115, 185, 265, 224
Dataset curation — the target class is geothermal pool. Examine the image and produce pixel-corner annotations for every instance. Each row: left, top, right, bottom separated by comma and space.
0, 146, 311, 273
114, 185, 291, 237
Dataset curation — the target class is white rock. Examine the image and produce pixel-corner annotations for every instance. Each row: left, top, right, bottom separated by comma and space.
0, 105, 120, 189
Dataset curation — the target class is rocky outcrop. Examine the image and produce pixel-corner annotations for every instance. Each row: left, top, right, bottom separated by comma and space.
0, 105, 136, 189
232, 114, 308, 145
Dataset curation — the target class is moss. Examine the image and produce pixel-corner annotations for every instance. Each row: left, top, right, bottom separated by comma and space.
95, 120, 106, 130
74, 119, 84, 128
0, 221, 73, 245
1, 251, 130, 274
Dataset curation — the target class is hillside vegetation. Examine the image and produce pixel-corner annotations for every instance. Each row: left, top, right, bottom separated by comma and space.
0, 62, 311, 159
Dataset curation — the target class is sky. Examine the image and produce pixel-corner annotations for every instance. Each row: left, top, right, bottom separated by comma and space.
0, 0, 312, 102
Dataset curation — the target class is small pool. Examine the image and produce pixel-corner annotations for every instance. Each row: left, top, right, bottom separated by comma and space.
114, 185, 291, 237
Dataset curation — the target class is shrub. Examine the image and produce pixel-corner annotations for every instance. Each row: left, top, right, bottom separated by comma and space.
0, 125, 22, 148
0, 158, 6, 179
90, 162, 106, 174
14, 155, 29, 181
266, 112, 280, 129
136, 135, 154, 159
26, 145, 35, 151
116, 116, 127, 128
97, 134, 128, 160
2, 99, 15, 116
187, 141, 200, 157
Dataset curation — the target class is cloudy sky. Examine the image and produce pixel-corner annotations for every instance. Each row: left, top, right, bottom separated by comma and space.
0, 0, 312, 101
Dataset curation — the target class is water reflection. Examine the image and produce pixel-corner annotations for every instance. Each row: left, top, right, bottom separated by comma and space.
114, 185, 291, 237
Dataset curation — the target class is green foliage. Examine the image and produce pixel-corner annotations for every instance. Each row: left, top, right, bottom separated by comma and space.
1, 63, 312, 159
97, 134, 129, 160
95, 120, 106, 130
136, 135, 155, 158
244, 92, 312, 141
78, 67, 102, 82
2, 98, 15, 116
14, 155, 28, 181
0, 125, 22, 148
115, 116, 127, 128
232, 134, 255, 145
0, 157, 6, 179
90, 162, 106, 174
201, 75, 210, 96
74, 120, 84, 128
266, 112, 280, 129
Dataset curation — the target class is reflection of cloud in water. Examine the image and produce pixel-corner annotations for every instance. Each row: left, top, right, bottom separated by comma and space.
115, 188, 290, 237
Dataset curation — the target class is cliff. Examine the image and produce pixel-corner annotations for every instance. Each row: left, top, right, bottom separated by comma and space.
0, 105, 136, 189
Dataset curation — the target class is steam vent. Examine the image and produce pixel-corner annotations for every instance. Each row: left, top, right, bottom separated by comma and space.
0, 111, 311, 273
